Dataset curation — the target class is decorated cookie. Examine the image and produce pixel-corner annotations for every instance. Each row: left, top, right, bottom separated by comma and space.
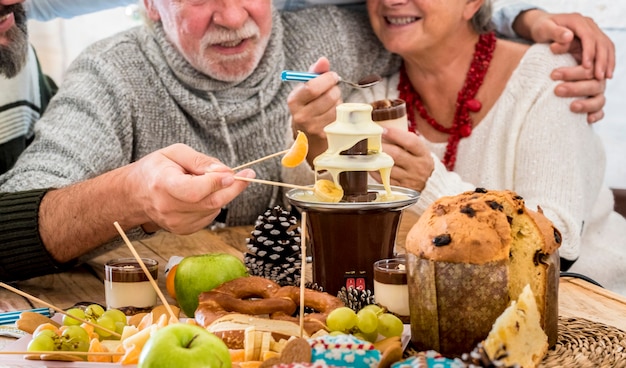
309, 334, 381, 368
391, 351, 464, 368
271, 364, 333, 368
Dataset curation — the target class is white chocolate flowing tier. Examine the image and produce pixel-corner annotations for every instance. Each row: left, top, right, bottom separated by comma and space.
313, 103, 394, 196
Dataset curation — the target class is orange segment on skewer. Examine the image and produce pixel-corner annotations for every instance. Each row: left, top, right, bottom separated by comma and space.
281, 131, 309, 168
166, 264, 178, 299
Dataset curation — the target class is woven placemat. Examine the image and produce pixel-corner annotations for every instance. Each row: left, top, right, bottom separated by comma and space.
405, 316, 626, 367
540, 316, 626, 368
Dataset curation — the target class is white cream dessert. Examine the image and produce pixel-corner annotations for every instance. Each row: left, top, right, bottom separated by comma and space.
104, 280, 157, 309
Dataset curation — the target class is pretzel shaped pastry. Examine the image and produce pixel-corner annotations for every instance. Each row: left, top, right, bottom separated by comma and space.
195, 276, 344, 335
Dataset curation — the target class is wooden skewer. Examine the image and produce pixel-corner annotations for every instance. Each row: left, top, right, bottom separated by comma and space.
299, 211, 307, 338
232, 149, 289, 171
113, 222, 179, 324
234, 176, 312, 191
0, 282, 120, 338
0, 351, 123, 356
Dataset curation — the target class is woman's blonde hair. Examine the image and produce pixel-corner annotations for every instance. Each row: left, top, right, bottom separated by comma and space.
471, 0, 494, 33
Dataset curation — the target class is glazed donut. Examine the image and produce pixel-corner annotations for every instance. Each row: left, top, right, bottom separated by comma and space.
195, 276, 297, 327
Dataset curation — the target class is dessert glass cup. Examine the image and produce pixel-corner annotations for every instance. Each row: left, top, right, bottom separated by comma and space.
371, 99, 408, 131
373, 257, 409, 320
104, 258, 158, 314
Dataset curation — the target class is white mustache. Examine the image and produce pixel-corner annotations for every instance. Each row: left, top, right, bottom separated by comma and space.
202, 20, 260, 45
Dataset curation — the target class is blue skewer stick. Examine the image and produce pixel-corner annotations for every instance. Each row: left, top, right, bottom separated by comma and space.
0, 307, 53, 325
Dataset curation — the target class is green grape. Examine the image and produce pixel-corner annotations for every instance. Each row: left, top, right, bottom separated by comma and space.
85, 304, 105, 322
114, 321, 126, 334
102, 309, 127, 325
326, 307, 357, 333
94, 315, 116, 338
356, 308, 378, 334
103, 309, 127, 334
362, 329, 380, 343
36, 329, 58, 340
329, 330, 346, 336
27, 334, 56, 352
60, 325, 90, 352
353, 329, 379, 343
377, 313, 404, 338
63, 308, 86, 326
360, 304, 384, 316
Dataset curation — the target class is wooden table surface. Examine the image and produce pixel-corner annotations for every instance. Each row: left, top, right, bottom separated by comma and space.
2, 215, 626, 352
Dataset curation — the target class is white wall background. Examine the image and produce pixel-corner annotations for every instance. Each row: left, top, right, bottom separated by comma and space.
28, 4, 142, 83
525, 1, 626, 189
28, 1, 626, 188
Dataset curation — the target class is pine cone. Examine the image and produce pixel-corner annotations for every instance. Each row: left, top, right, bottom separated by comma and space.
337, 286, 376, 312
305, 282, 324, 292
244, 206, 302, 286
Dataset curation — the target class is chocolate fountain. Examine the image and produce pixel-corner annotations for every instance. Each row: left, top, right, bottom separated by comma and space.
286, 103, 419, 296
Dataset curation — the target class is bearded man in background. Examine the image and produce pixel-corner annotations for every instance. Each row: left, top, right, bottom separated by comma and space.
0, 0, 57, 174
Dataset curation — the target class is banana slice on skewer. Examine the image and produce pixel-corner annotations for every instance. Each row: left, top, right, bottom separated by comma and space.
312, 180, 343, 203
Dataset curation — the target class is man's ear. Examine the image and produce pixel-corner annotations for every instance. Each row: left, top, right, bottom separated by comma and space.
463, 0, 484, 20
143, 0, 161, 21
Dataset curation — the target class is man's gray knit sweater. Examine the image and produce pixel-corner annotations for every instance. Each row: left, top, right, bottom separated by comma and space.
0, 7, 396, 280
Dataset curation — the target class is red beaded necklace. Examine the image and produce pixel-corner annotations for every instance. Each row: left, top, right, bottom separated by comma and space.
398, 32, 496, 171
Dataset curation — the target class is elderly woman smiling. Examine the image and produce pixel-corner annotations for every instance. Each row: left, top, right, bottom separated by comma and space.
289, 0, 626, 296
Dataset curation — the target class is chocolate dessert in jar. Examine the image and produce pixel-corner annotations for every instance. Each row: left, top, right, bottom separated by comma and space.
373, 257, 409, 323
371, 99, 408, 131
104, 258, 159, 315
286, 103, 419, 296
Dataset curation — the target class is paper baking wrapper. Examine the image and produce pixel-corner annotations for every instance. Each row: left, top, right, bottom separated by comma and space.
407, 255, 508, 356
407, 253, 559, 357
543, 251, 560, 347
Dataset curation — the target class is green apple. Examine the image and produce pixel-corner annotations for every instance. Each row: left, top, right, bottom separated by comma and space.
174, 253, 248, 317
138, 323, 230, 368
